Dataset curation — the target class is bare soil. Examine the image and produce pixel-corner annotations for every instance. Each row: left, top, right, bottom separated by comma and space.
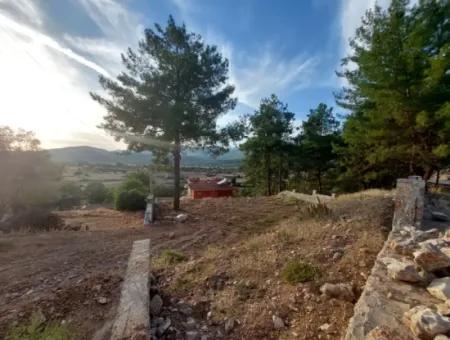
0, 193, 393, 339
0, 196, 300, 339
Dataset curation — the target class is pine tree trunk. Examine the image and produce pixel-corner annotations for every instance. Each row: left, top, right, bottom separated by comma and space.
317, 170, 322, 193
266, 152, 272, 196
173, 140, 181, 210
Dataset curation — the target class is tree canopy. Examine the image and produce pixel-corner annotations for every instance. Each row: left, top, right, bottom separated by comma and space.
336, 0, 450, 188
91, 16, 238, 209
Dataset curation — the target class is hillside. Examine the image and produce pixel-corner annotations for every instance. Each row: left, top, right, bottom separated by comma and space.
47, 146, 243, 167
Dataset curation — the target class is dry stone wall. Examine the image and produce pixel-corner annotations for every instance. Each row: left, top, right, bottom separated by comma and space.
345, 177, 450, 340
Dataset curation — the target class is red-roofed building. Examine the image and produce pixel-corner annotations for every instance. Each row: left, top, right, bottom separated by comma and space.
186, 177, 234, 199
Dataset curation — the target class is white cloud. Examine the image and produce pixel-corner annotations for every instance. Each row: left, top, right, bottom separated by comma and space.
0, 0, 43, 27
170, 0, 320, 110
0, 1, 123, 149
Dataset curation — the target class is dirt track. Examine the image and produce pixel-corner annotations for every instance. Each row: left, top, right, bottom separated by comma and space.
0, 197, 298, 339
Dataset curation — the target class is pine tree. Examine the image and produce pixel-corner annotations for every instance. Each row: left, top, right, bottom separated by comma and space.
91, 16, 237, 209
240, 94, 294, 195
336, 0, 450, 186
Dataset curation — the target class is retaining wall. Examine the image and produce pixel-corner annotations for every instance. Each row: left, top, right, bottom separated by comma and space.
345, 177, 429, 339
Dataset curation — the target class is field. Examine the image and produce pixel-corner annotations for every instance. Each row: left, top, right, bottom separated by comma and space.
62, 164, 242, 192
0, 192, 393, 339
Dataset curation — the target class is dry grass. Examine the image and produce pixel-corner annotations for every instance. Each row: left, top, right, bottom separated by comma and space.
336, 189, 393, 201
153, 193, 393, 339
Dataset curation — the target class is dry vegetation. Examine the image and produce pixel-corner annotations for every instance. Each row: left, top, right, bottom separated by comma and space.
152, 191, 394, 339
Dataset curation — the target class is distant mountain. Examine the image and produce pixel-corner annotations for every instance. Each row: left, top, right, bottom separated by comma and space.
46, 146, 243, 167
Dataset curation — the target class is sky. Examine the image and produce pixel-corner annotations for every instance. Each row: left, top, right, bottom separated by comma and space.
0, 0, 392, 150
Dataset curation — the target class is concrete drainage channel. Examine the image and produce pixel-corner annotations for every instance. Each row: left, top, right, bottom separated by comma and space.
111, 239, 150, 340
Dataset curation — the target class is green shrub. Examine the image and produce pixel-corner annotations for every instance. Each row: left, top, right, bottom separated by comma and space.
58, 182, 82, 209
281, 260, 319, 284
114, 189, 146, 211
152, 184, 174, 197
84, 182, 109, 204
153, 249, 187, 267
7, 312, 74, 340
113, 171, 149, 211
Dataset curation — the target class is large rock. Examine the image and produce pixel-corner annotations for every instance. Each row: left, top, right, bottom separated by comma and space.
390, 238, 417, 256
272, 315, 285, 329
414, 229, 441, 242
437, 301, 450, 316
365, 325, 414, 340
320, 283, 355, 302
150, 294, 163, 316
403, 305, 450, 339
386, 258, 423, 283
428, 278, 450, 301
432, 212, 449, 222
414, 244, 450, 272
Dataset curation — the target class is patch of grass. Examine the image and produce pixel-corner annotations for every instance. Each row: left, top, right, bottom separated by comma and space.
7, 313, 74, 340
281, 259, 319, 284
298, 203, 331, 221
153, 249, 187, 268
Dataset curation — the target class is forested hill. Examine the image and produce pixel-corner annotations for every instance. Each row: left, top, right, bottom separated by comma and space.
46, 146, 243, 167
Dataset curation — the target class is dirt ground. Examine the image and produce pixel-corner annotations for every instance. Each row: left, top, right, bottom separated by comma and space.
0, 196, 301, 339
0, 192, 393, 339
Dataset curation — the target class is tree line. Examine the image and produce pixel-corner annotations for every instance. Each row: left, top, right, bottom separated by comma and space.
94, 0, 448, 203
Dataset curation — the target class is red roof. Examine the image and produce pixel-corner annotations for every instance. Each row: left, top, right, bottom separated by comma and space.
187, 178, 232, 191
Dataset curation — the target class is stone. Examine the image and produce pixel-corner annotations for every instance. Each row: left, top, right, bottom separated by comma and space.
428, 278, 450, 301
386, 258, 423, 283
150, 294, 163, 316
437, 301, 450, 316
414, 244, 450, 272
390, 238, 416, 256
320, 283, 355, 302
435, 335, 450, 340
319, 323, 330, 332
97, 296, 108, 304
185, 331, 200, 340
224, 318, 236, 334
432, 212, 449, 222
365, 326, 407, 340
157, 318, 171, 337
333, 252, 342, 260
403, 305, 450, 339
175, 214, 188, 223
272, 315, 285, 329
414, 229, 441, 242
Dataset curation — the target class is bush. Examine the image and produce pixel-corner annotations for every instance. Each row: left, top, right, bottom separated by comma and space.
84, 182, 109, 204
7, 312, 74, 340
58, 182, 82, 209
159, 249, 187, 265
281, 260, 319, 284
113, 170, 149, 211
0, 208, 63, 233
152, 184, 174, 197
114, 189, 147, 211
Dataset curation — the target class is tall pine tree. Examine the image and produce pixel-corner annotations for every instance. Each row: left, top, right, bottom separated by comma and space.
336, 0, 450, 187
91, 16, 237, 209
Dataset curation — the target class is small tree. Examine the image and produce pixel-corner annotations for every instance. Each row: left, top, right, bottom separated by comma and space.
84, 182, 109, 204
295, 103, 341, 192
91, 16, 237, 209
240, 94, 294, 195
336, 0, 450, 185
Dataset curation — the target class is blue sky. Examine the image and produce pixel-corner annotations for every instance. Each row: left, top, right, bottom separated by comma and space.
0, 0, 392, 149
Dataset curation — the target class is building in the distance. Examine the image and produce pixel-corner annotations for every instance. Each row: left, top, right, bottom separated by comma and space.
186, 177, 234, 199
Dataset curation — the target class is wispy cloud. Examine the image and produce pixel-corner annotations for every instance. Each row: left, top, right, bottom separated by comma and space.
0, 11, 110, 77
170, 0, 321, 109
0, 0, 123, 149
